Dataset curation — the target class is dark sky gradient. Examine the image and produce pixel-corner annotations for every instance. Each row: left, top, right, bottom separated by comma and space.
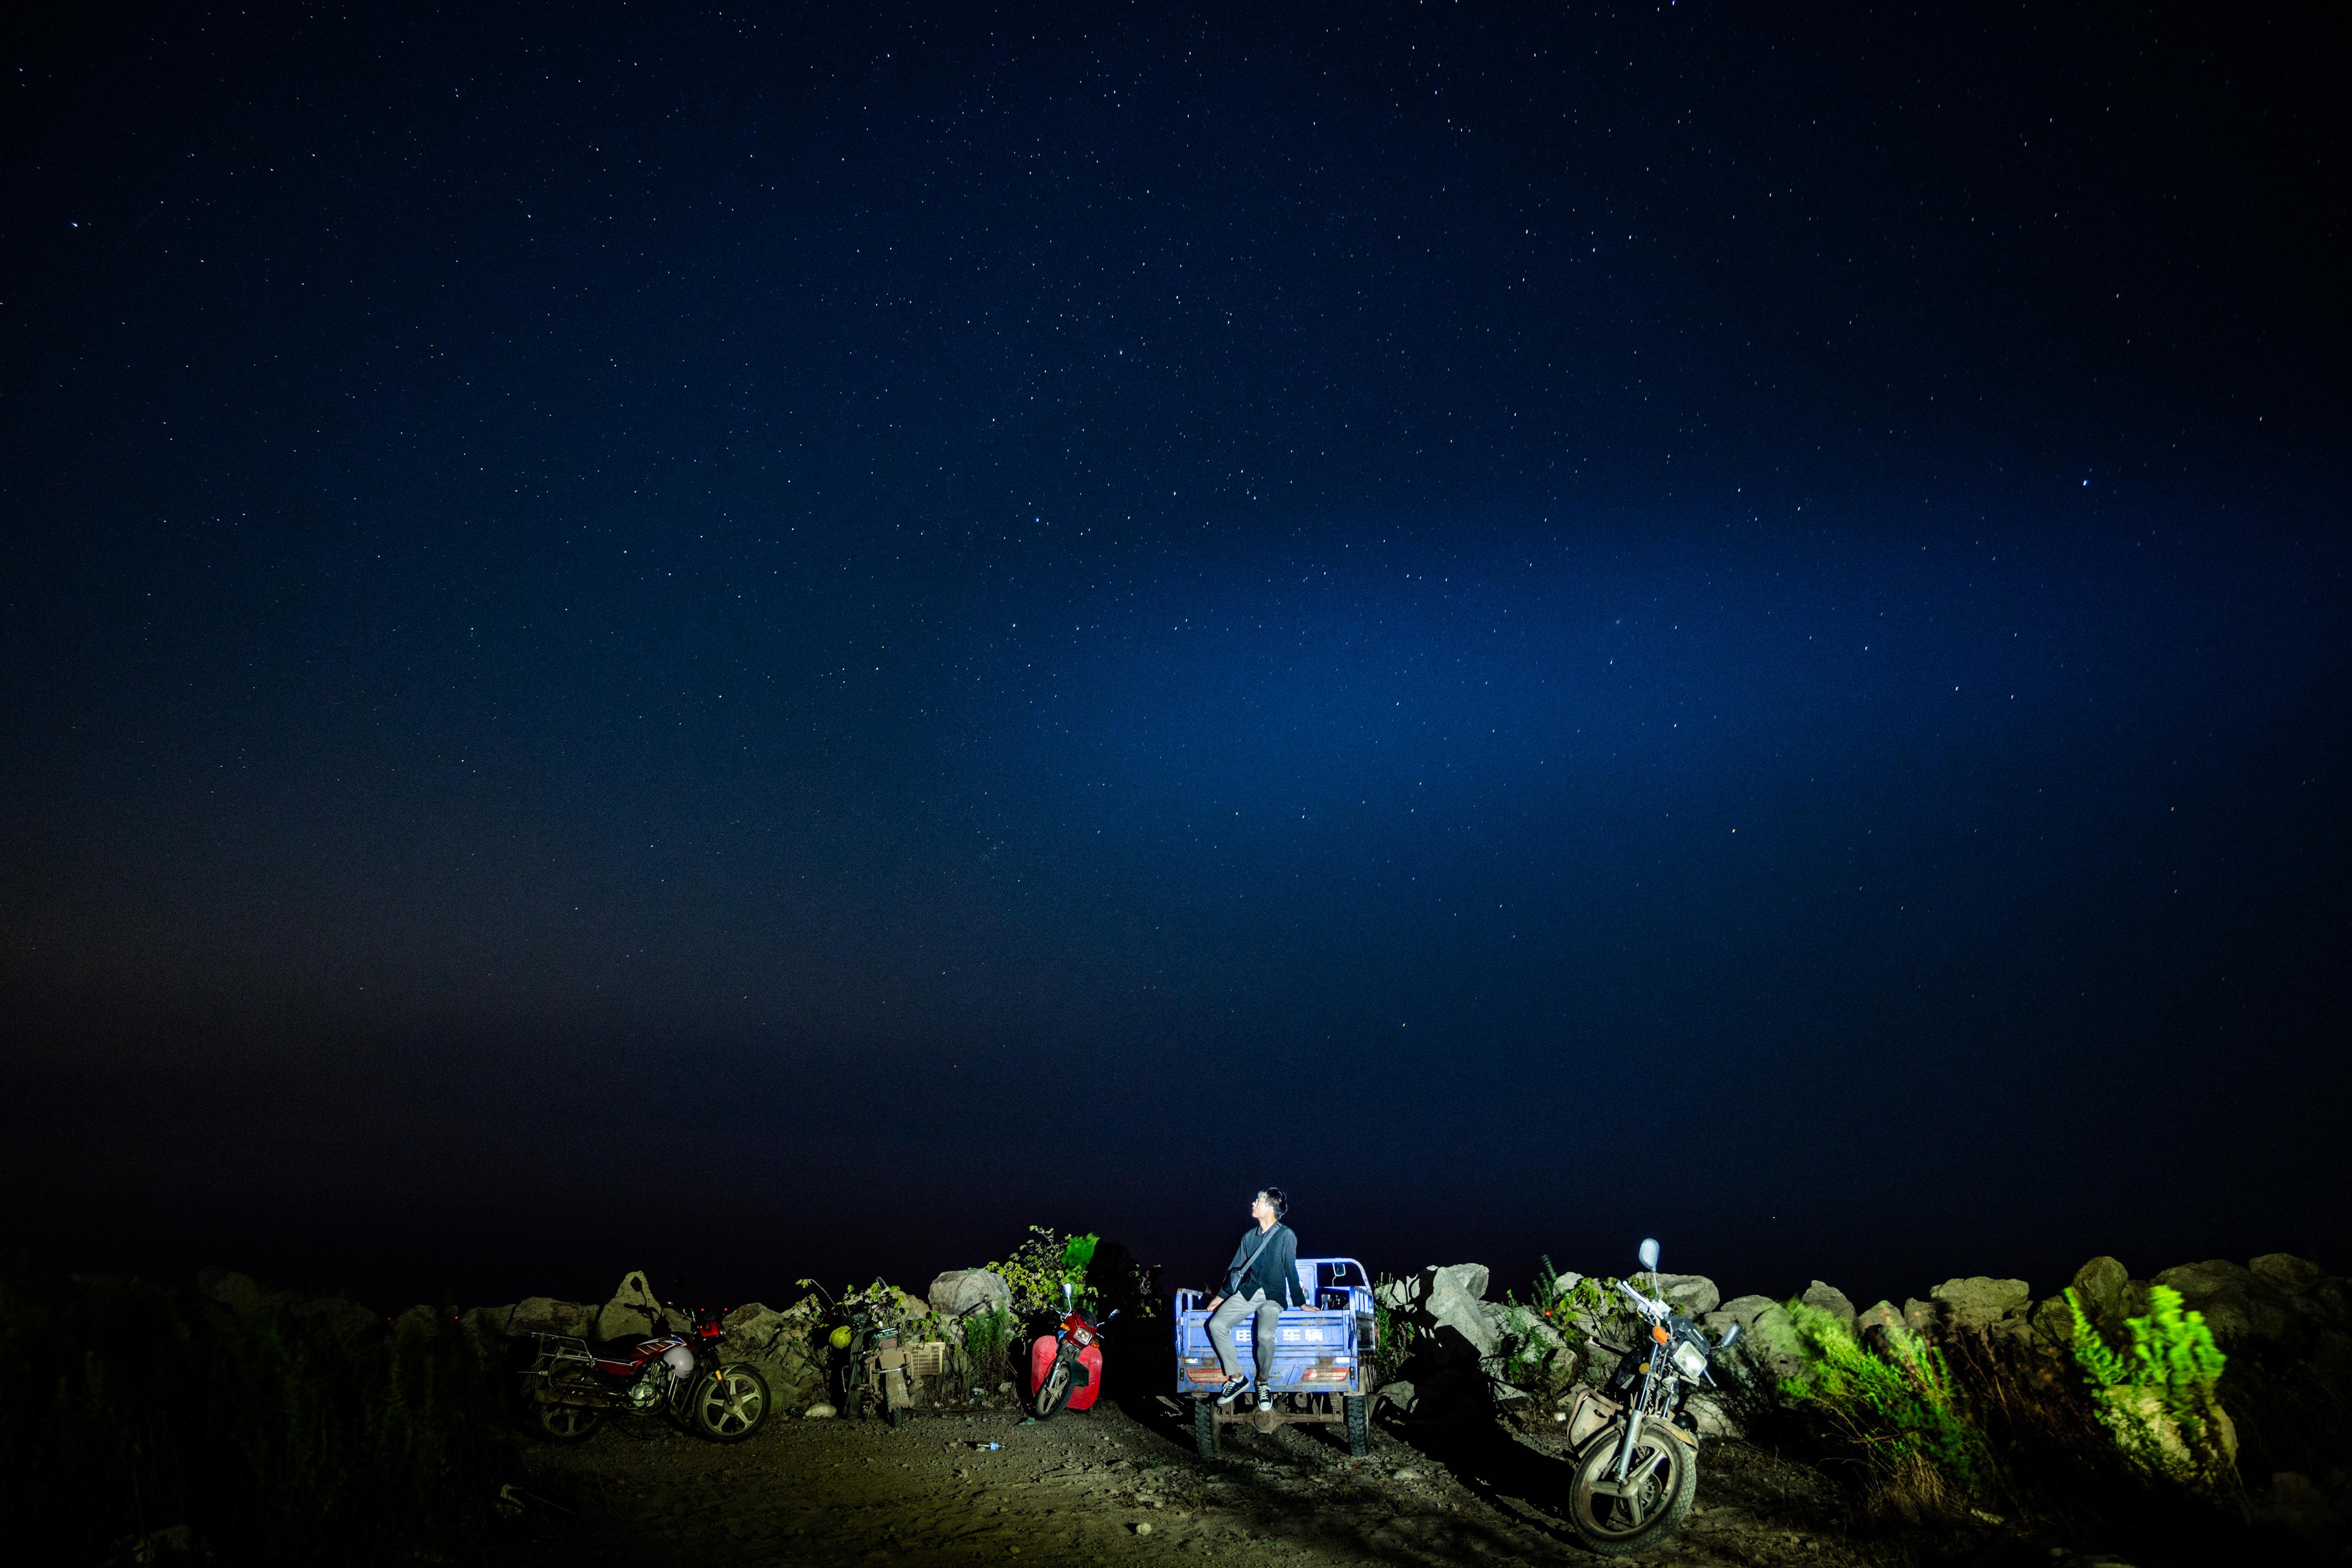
4, 2, 2345, 1313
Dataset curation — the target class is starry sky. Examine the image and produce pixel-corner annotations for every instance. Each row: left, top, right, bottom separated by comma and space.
3, 2, 2345, 1311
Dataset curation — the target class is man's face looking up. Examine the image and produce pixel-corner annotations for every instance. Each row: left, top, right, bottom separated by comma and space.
1251, 1192, 1277, 1229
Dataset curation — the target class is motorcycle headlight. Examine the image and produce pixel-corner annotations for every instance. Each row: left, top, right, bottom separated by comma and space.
1670, 1340, 1709, 1381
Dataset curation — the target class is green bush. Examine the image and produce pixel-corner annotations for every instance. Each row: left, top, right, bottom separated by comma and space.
986, 1225, 1098, 1314
2064, 1284, 2230, 1473
957, 1304, 1016, 1387
1782, 1301, 1992, 1518
1369, 1278, 1412, 1385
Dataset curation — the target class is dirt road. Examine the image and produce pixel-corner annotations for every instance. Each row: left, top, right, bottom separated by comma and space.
507, 1393, 1894, 1567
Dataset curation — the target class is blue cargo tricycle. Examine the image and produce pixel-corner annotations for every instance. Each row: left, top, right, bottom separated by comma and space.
1174, 1257, 1378, 1457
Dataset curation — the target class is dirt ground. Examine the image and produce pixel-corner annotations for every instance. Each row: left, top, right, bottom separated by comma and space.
497, 1391, 2113, 1568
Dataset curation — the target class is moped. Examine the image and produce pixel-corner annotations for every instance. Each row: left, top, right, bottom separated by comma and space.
1030, 1284, 1117, 1420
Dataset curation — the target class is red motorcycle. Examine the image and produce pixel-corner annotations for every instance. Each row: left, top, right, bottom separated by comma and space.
1028, 1286, 1117, 1420
514, 1303, 770, 1444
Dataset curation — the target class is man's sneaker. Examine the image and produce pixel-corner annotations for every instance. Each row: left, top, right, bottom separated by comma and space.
1255, 1384, 1273, 1409
1213, 1376, 1249, 1407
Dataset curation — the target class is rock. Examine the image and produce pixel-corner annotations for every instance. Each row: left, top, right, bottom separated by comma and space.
929, 1269, 1013, 1319
1735, 1301, 1811, 1383
2070, 1257, 2130, 1322
2153, 1259, 2288, 1344
293, 1295, 382, 1343
2248, 1470, 2347, 1542
597, 1304, 653, 1340
1800, 1281, 1856, 1328
2249, 1254, 2324, 1295
505, 1297, 596, 1336
1704, 1297, 1811, 1389
1374, 1380, 1417, 1414
1649, 1274, 1721, 1316
596, 1269, 662, 1341
1684, 1393, 1742, 1438
1855, 1300, 1902, 1337
2029, 1295, 2079, 1351
1902, 1298, 1934, 1336
1134, 1521, 1152, 1536
717, 1300, 827, 1404
1929, 1278, 2033, 1333
802, 1403, 837, 1419
1713, 1294, 1783, 1332
1393, 1469, 1423, 1482
195, 1268, 272, 1314
2094, 1384, 2237, 1477
1422, 1264, 1499, 1355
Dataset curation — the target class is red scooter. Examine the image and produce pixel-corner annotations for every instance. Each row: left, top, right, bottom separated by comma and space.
1028, 1284, 1117, 1420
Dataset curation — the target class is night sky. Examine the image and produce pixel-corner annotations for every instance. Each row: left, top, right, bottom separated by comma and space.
4, 2, 2345, 1314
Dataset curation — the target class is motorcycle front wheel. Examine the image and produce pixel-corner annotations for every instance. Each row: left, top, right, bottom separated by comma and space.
1567, 1423, 1698, 1555
1032, 1354, 1074, 1421
531, 1370, 606, 1444
691, 1363, 771, 1442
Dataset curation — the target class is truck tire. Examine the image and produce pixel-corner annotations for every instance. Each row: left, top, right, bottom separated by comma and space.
1344, 1394, 1368, 1457
1193, 1397, 1219, 1459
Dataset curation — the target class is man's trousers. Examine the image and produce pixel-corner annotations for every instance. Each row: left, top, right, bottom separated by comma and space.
1206, 1288, 1281, 1382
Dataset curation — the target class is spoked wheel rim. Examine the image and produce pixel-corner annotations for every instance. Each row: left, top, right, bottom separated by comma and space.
533, 1370, 605, 1442
1570, 1430, 1685, 1539
1035, 1358, 1072, 1419
696, 1366, 767, 1438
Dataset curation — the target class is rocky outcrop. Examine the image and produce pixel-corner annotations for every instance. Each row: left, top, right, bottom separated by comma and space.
1380, 1264, 1510, 1359
1929, 1276, 2033, 1334
1706, 1295, 1809, 1384
1649, 1273, 1721, 1316
718, 1297, 827, 1407
1375, 1264, 1520, 1415
1799, 1281, 1855, 1329
928, 1269, 1012, 1320
596, 1269, 663, 1340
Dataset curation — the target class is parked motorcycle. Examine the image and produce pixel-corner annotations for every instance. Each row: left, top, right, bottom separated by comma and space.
515, 1302, 770, 1445
1029, 1284, 1117, 1421
828, 1304, 921, 1428
1561, 1238, 1743, 1556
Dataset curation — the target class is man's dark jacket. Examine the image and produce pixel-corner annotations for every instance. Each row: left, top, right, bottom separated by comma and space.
1220, 1221, 1302, 1306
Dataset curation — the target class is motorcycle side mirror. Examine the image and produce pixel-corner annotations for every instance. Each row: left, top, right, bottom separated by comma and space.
1718, 1322, 1743, 1350
1637, 1237, 1660, 1272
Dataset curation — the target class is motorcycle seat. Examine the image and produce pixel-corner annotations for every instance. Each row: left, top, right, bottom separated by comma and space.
588, 1336, 669, 1363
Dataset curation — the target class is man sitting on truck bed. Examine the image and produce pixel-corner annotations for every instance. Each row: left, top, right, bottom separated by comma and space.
1204, 1186, 1301, 1406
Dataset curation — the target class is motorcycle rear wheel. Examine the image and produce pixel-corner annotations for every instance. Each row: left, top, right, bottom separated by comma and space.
532, 1370, 606, 1444
692, 1363, 770, 1442
1568, 1423, 1698, 1555
1033, 1355, 1074, 1421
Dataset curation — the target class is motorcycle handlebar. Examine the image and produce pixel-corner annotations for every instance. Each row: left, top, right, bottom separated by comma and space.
1616, 1279, 1666, 1317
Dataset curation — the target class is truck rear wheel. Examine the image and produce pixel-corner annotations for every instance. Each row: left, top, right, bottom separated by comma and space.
1344, 1394, 1368, 1457
1193, 1397, 1219, 1459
